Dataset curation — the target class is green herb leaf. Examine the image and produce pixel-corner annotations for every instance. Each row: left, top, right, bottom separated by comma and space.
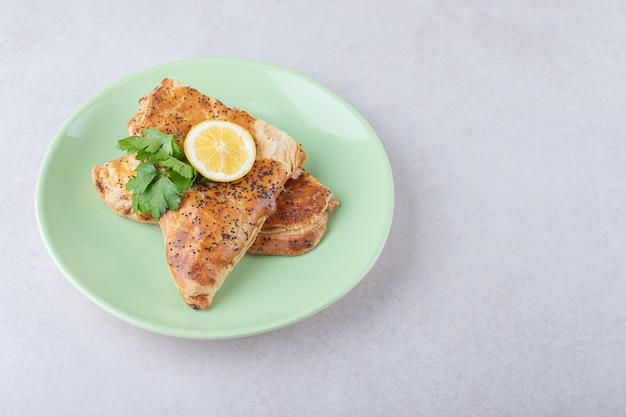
133, 175, 183, 220
169, 169, 196, 190
126, 163, 159, 194
118, 127, 178, 158
118, 127, 198, 220
158, 155, 196, 179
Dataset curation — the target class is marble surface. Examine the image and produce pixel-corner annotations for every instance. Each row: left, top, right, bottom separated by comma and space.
3, 0, 626, 415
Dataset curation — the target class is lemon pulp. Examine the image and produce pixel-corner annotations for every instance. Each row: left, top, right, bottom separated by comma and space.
184, 120, 256, 182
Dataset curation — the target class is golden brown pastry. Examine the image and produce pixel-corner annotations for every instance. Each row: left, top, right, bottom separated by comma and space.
94, 79, 306, 308
92, 154, 154, 223
93, 159, 339, 256
160, 159, 289, 309
92, 79, 337, 258
248, 171, 339, 256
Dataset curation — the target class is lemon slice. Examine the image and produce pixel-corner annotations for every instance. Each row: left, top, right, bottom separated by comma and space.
184, 120, 257, 182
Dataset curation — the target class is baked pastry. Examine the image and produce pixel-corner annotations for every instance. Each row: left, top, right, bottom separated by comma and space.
248, 170, 339, 256
92, 79, 338, 259
93, 160, 339, 256
94, 79, 306, 308
92, 79, 340, 308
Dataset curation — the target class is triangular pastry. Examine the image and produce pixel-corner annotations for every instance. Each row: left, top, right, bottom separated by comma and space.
95, 79, 306, 308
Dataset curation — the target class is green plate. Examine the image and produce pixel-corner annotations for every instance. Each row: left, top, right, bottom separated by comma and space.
36, 57, 394, 339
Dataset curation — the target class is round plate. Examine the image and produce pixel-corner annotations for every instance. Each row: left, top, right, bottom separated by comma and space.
36, 57, 394, 339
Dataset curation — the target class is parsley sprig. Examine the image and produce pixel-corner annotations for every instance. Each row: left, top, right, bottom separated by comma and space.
118, 127, 197, 220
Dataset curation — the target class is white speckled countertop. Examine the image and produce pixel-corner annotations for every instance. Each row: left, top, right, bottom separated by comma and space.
3, 0, 626, 415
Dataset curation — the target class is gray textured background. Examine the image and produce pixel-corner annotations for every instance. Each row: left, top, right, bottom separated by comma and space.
3, 0, 625, 415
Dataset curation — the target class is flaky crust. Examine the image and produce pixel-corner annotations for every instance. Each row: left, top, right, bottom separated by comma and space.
248, 171, 339, 256
160, 159, 288, 309
91, 154, 155, 223
93, 78, 307, 225
128, 78, 306, 177
91, 79, 342, 308
129, 79, 306, 308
